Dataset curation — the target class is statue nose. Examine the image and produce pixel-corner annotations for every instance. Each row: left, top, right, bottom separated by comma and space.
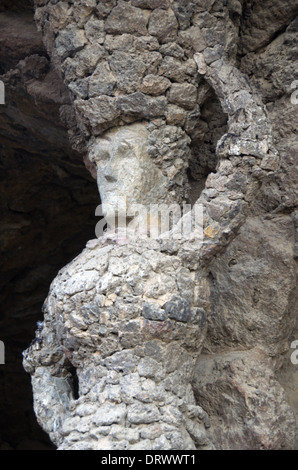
105, 174, 117, 183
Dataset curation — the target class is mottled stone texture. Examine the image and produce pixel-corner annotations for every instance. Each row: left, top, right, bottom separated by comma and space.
193, 350, 296, 450
0, 3, 99, 450
21, 0, 298, 450
24, 238, 212, 450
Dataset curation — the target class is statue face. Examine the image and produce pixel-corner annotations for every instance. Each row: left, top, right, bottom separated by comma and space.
89, 123, 168, 223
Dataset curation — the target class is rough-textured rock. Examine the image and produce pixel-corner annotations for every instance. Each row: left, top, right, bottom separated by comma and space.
20, 0, 298, 451
23, 237, 211, 450
105, 2, 150, 35
240, 0, 298, 54
0, 2, 98, 449
168, 83, 198, 110
193, 350, 296, 450
0, 0, 296, 451
141, 74, 171, 96
148, 8, 179, 44
205, 216, 297, 360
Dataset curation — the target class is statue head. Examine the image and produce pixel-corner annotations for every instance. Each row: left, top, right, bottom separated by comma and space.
88, 123, 170, 227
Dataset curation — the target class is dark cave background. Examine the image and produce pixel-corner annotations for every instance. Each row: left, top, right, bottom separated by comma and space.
0, 0, 99, 449
0, 0, 229, 449
2, 0, 296, 450
0, 0, 222, 449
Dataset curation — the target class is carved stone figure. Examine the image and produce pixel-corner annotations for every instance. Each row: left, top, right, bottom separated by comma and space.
23, 235, 212, 450
23, 113, 212, 448
23, 0, 297, 450
88, 122, 177, 233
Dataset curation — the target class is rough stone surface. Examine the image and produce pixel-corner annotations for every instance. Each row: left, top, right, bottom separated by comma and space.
0, 0, 295, 451
0, 2, 100, 450
23, 238, 211, 450
193, 350, 296, 450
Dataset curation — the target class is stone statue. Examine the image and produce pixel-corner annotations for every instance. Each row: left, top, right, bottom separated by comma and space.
89, 122, 182, 239
23, 235, 211, 450
23, 0, 296, 451
23, 53, 278, 449
23, 121, 212, 450
89, 123, 170, 216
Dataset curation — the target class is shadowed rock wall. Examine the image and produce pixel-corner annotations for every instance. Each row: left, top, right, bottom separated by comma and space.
0, 1, 98, 449
0, 0, 297, 450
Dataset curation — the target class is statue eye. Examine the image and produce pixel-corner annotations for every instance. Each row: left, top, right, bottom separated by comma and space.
88, 147, 110, 164
99, 150, 110, 162
118, 141, 132, 154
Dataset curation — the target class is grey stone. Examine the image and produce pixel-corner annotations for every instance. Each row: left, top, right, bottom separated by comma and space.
137, 356, 166, 381
178, 27, 206, 54
141, 74, 171, 96
166, 104, 187, 126
110, 425, 140, 443
148, 8, 179, 43
88, 123, 173, 225
75, 96, 120, 134
135, 36, 160, 52
84, 18, 105, 44
55, 25, 87, 60
132, 0, 170, 9
88, 63, 116, 97
105, 1, 150, 35
142, 302, 167, 321
104, 351, 138, 375
68, 78, 89, 100
193, 351, 296, 450
127, 403, 160, 424
168, 83, 198, 110
203, 46, 224, 65
109, 52, 146, 94
104, 34, 134, 52
93, 403, 127, 426
160, 42, 185, 58
21, 0, 298, 453
163, 295, 192, 323
116, 93, 167, 118
159, 56, 197, 82
172, 0, 198, 30
96, 0, 117, 19
62, 44, 106, 80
